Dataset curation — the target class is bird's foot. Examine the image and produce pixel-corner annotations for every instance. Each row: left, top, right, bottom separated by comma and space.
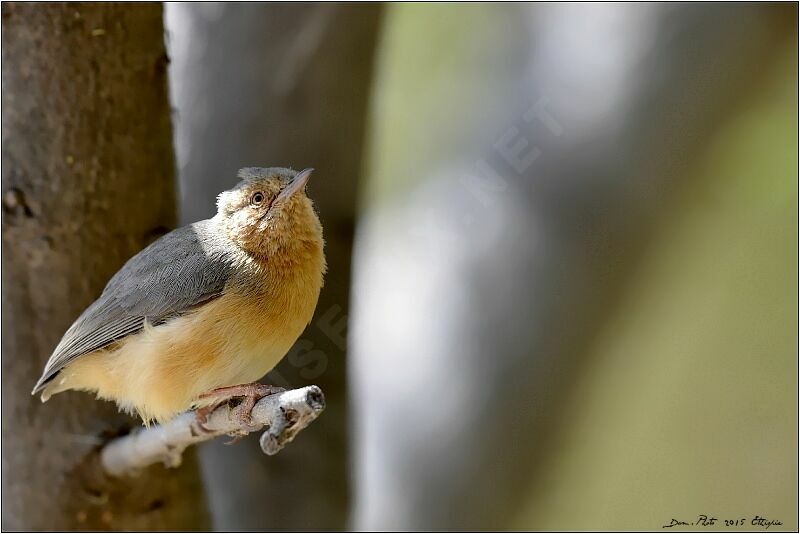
197, 383, 286, 442
194, 403, 224, 433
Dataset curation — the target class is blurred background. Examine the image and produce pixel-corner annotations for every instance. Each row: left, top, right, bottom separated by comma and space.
2, 2, 796, 531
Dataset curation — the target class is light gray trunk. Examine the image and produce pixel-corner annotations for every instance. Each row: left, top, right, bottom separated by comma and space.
165, 4, 382, 529
350, 4, 794, 529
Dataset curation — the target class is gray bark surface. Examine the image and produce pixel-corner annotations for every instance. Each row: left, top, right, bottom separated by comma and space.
166, 4, 382, 530
2, 3, 208, 530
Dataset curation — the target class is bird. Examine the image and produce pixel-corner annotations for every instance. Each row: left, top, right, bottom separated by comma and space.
31, 167, 326, 426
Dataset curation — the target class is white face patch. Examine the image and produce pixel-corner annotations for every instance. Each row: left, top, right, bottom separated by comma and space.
216, 190, 239, 215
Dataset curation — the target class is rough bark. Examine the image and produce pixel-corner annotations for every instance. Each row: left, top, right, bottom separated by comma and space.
2, 3, 208, 530
165, 4, 382, 530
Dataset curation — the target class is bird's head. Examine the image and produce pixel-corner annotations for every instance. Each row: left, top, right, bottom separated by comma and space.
216, 167, 323, 261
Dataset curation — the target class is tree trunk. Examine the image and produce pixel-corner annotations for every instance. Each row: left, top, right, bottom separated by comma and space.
350, 3, 794, 530
1, 3, 209, 530
165, 4, 382, 529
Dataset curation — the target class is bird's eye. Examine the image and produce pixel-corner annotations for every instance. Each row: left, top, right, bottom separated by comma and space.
251, 192, 265, 206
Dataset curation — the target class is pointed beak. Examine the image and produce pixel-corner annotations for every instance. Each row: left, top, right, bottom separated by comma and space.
277, 168, 313, 203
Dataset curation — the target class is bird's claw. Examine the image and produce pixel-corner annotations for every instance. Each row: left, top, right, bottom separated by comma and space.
194, 405, 215, 433
223, 430, 248, 445
195, 382, 285, 442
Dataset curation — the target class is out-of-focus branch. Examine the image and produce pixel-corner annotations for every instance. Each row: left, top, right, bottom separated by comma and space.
101, 386, 325, 477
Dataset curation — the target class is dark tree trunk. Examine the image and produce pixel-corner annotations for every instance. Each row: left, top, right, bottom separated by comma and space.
166, 3, 382, 529
1, 3, 209, 530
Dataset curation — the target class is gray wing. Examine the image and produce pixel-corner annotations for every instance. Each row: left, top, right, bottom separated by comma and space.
32, 219, 236, 393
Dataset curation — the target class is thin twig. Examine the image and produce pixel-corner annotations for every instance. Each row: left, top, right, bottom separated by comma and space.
100, 386, 325, 477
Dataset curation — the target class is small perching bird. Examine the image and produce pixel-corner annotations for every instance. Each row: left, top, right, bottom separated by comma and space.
32, 167, 326, 425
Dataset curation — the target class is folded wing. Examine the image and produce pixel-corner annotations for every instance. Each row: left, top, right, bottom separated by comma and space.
32, 220, 236, 394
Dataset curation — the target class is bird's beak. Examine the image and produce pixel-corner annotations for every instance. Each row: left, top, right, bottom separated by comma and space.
277, 168, 313, 203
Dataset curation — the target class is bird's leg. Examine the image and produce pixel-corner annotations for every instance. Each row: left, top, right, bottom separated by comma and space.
197, 383, 286, 439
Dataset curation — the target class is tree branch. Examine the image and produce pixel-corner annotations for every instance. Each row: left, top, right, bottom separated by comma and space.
100, 386, 325, 477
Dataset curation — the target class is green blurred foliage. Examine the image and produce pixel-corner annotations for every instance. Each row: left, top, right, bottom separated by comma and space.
362, 4, 795, 529
363, 3, 528, 208
514, 47, 797, 531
